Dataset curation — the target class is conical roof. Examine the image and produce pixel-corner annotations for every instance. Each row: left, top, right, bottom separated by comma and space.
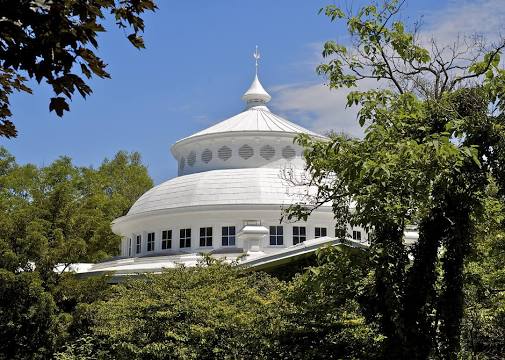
176, 70, 324, 144
178, 106, 323, 142
242, 73, 271, 107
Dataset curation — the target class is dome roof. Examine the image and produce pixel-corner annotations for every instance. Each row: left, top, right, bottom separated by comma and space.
125, 167, 318, 216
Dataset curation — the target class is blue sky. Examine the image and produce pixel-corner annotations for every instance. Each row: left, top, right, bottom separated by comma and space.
2, 0, 503, 183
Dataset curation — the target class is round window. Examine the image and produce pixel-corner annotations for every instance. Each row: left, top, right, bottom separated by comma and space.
282, 146, 296, 160
218, 146, 232, 161
187, 151, 196, 166
239, 144, 254, 159
201, 149, 212, 163
260, 145, 275, 160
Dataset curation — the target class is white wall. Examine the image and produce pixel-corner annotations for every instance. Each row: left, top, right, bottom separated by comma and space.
118, 208, 368, 257
174, 134, 305, 176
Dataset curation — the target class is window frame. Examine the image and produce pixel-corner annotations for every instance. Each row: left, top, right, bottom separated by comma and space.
136, 234, 142, 254
353, 230, 362, 241
293, 226, 306, 245
162, 230, 172, 250
315, 227, 327, 238
199, 227, 213, 247
147, 232, 155, 252
180, 228, 191, 248
222, 226, 236, 246
269, 226, 284, 246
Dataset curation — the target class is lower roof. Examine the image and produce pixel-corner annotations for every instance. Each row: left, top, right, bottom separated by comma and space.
125, 167, 320, 217
71, 237, 369, 280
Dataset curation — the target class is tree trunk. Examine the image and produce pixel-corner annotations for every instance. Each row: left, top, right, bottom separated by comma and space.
370, 221, 408, 359
402, 207, 448, 359
437, 191, 473, 360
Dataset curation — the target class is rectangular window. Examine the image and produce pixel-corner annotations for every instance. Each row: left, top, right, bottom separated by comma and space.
136, 235, 141, 254
315, 227, 327, 238
222, 226, 236, 246
269, 226, 284, 246
293, 226, 306, 245
353, 230, 362, 241
128, 238, 132, 256
180, 228, 191, 248
147, 232, 155, 252
162, 230, 172, 250
199, 227, 213, 247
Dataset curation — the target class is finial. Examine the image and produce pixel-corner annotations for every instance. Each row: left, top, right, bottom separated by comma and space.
253, 45, 260, 75
242, 45, 271, 109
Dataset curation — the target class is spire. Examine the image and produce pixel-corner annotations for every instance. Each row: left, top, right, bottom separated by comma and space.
254, 45, 260, 76
242, 46, 271, 109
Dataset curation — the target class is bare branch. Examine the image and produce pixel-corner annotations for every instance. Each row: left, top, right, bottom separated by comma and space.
448, 40, 505, 91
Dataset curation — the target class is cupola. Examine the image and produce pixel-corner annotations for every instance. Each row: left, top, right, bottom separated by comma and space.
241, 46, 272, 109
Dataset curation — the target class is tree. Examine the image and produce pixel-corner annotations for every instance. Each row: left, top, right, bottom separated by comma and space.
62, 263, 288, 360
279, 246, 384, 360
461, 181, 505, 359
57, 250, 385, 360
0, 148, 153, 359
285, 1, 505, 358
0, 0, 157, 138
0, 270, 59, 360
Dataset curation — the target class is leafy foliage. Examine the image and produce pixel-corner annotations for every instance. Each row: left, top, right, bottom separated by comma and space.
65, 264, 288, 360
0, 0, 157, 137
0, 270, 59, 360
461, 182, 505, 359
285, 1, 505, 358
0, 147, 152, 359
57, 248, 387, 360
280, 246, 384, 359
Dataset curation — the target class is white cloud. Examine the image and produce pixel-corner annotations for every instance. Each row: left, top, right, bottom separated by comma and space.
422, 0, 505, 45
272, 0, 504, 135
271, 82, 371, 137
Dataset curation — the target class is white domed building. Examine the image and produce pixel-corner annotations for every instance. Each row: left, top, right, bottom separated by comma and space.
76, 55, 375, 277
